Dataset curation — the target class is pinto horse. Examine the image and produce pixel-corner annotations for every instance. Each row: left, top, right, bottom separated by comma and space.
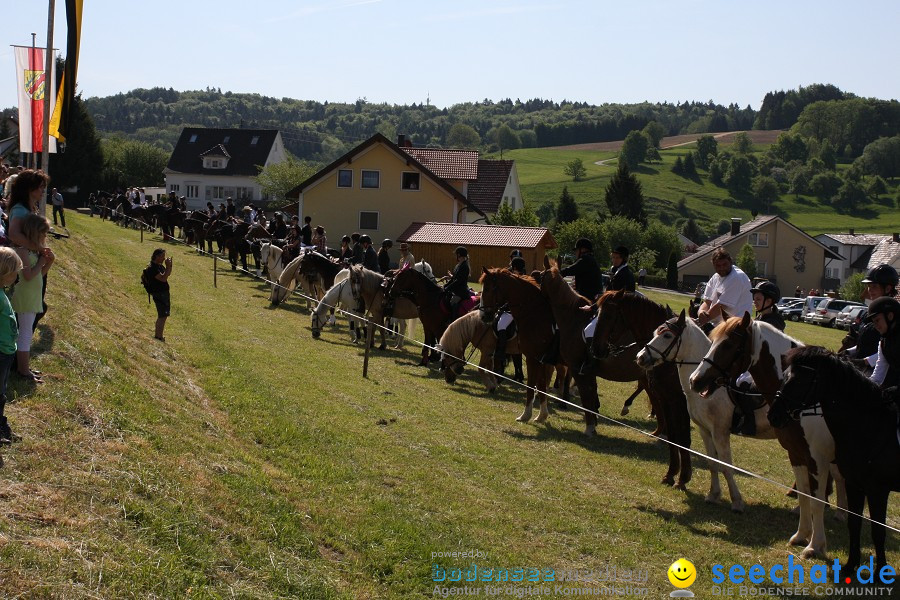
438, 309, 522, 394
385, 267, 478, 366
583, 289, 693, 488
771, 346, 900, 573
479, 268, 565, 427
637, 309, 778, 509
271, 251, 343, 308
690, 314, 845, 559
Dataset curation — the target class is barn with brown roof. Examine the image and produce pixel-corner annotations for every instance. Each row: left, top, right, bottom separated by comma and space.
397, 222, 557, 281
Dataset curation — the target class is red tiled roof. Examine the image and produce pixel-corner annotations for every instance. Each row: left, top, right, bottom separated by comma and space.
397, 222, 556, 249
466, 160, 514, 213
402, 148, 479, 180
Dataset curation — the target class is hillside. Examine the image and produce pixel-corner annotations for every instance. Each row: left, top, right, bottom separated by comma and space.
2, 213, 896, 597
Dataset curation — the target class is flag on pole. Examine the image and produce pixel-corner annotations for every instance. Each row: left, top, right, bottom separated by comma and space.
13, 46, 58, 154
49, 0, 84, 142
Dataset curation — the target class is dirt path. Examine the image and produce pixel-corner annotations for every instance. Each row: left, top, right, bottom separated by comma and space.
590, 130, 782, 166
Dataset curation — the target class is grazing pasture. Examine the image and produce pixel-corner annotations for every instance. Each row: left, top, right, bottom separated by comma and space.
1, 212, 895, 598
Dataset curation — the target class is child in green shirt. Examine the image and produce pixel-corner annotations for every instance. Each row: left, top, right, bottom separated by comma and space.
0, 247, 23, 444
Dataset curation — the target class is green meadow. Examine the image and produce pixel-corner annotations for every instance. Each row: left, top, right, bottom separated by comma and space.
0, 213, 896, 598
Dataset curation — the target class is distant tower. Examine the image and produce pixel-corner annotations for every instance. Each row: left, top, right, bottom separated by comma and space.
426, 91, 430, 107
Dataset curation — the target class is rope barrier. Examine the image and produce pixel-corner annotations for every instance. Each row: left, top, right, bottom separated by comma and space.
103, 211, 900, 535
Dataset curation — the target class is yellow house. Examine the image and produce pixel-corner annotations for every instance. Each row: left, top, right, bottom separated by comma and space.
283, 134, 488, 254
678, 216, 844, 293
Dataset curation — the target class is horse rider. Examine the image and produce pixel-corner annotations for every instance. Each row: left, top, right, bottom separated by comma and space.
751, 281, 785, 331
398, 242, 415, 270
378, 239, 393, 274
560, 238, 604, 301
339, 235, 354, 265
443, 246, 472, 318
494, 249, 526, 382
843, 264, 899, 371
350, 232, 363, 265
268, 211, 289, 240
360, 235, 379, 271
607, 245, 636, 292
697, 246, 753, 330
283, 217, 302, 262
866, 296, 900, 391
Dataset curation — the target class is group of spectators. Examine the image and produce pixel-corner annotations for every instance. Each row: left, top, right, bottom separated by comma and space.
0, 167, 59, 448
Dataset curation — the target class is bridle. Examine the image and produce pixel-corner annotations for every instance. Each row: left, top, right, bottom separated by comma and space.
642, 318, 694, 365
775, 364, 822, 421
593, 300, 635, 358
701, 326, 751, 387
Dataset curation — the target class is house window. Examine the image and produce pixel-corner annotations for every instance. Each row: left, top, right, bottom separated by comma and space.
749, 232, 769, 247
186, 184, 199, 199
826, 266, 841, 279
212, 159, 221, 168
402, 172, 420, 190
189, 134, 197, 143
756, 261, 767, 277
169, 184, 180, 193
361, 170, 380, 189
359, 211, 379, 230
338, 169, 353, 188
235, 187, 253, 201
206, 186, 225, 200
251, 136, 259, 145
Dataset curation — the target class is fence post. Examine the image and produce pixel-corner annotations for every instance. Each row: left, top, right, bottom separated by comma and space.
140, 223, 143, 243
363, 317, 374, 378
213, 254, 217, 288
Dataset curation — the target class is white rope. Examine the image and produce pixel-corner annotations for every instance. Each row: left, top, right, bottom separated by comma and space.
110, 213, 900, 535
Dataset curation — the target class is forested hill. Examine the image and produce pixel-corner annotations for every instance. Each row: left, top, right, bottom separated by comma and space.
80, 88, 756, 161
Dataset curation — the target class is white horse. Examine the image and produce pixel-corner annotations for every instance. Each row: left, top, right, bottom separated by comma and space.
637, 310, 778, 512
270, 251, 342, 309
259, 242, 285, 280
310, 266, 419, 349
689, 314, 847, 559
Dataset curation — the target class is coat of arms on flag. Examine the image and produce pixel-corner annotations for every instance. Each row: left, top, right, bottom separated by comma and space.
13, 46, 56, 154
24, 70, 47, 101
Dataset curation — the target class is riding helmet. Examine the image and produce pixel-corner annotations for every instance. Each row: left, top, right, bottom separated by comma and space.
575, 238, 593, 252
510, 248, 523, 259
360, 235, 372, 244
866, 296, 900, 322
862, 264, 899, 287
382, 239, 393, 248
455, 246, 468, 257
750, 281, 781, 302
612, 245, 629, 258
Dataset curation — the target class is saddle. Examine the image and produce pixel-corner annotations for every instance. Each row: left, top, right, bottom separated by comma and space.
440, 291, 479, 320
491, 315, 518, 341
727, 383, 766, 435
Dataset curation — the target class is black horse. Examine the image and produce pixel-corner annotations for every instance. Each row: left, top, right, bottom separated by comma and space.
769, 346, 900, 574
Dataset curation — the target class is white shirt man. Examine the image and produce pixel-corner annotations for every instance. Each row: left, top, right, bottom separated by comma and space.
698, 250, 753, 326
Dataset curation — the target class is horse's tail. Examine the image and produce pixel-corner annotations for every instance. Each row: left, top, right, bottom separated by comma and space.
439, 310, 481, 357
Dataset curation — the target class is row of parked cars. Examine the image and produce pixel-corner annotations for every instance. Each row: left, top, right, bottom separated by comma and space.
776, 296, 867, 330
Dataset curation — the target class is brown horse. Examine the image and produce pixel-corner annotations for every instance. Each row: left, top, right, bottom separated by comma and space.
479, 268, 564, 426
271, 251, 343, 308
586, 289, 693, 489
385, 267, 477, 366
689, 314, 839, 559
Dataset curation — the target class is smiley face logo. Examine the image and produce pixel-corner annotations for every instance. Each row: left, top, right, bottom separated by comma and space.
668, 558, 696, 588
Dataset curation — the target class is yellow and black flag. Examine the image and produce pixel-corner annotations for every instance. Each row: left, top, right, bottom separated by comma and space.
49, 0, 83, 143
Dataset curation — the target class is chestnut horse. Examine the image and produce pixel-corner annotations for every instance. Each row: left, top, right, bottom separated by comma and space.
479, 268, 562, 424
690, 314, 842, 559
587, 289, 693, 488
771, 346, 900, 573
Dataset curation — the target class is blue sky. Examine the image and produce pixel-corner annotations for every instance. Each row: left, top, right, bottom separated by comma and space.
3, 0, 899, 112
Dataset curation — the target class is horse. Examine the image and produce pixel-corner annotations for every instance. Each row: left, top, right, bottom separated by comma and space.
637, 309, 779, 510
541, 264, 692, 488
689, 314, 844, 559
479, 268, 562, 426
385, 267, 479, 366
770, 346, 900, 574
271, 251, 343, 308
260, 243, 285, 280
437, 309, 522, 393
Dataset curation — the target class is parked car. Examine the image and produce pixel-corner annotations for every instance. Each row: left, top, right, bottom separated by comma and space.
836, 305, 867, 330
809, 298, 865, 327
780, 300, 806, 322
777, 296, 803, 308
801, 296, 828, 323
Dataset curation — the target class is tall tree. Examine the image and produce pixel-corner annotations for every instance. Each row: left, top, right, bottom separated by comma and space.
681, 218, 705, 244
736, 243, 757, 279
619, 130, 649, 169
604, 162, 647, 226
48, 95, 104, 200
752, 175, 780, 213
253, 156, 319, 204
556, 185, 579, 224
724, 155, 755, 193
101, 137, 169, 190
446, 123, 481, 148
642, 121, 666, 148
731, 132, 753, 154
695, 135, 718, 169
563, 158, 587, 181
666, 251, 679, 290
860, 136, 900, 180
682, 152, 697, 177
672, 156, 684, 175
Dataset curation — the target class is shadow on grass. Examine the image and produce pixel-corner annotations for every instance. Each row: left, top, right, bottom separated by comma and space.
32, 323, 55, 356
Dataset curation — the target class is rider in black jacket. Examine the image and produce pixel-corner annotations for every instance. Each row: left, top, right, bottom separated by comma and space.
845, 264, 899, 364
751, 281, 786, 331
560, 238, 603, 301
607, 245, 636, 292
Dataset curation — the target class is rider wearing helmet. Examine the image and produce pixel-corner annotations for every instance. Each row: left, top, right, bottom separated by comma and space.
866, 296, 900, 389
360, 235, 379, 271
751, 281, 785, 331
560, 238, 604, 301
494, 250, 526, 382
378, 239, 393, 274
443, 247, 472, 316
845, 264, 899, 363
608, 245, 636, 292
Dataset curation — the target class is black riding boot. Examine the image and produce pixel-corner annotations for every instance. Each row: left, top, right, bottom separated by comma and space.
735, 393, 757, 436
511, 354, 524, 382
494, 329, 509, 375
578, 339, 595, 376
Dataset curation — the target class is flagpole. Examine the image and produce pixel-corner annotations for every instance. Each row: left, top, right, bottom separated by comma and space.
41, 0, 55, 216
30, 33, 36, 169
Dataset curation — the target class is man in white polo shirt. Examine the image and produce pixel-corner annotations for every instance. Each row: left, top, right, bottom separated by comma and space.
697, 246, 753, 327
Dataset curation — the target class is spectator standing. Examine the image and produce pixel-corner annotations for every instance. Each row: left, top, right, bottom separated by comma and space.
313, 226, 327, 254
638, 267, 647, 287
51, 187, 66, 228
398, 242, 415, 269
226, 197, 236, 218
360, 235, 379, 270
145, 248, 173, 342
300, 216, 313, 247
339, 235, 353, 265
378, 239, 392, 274
0, 247, 22, 443
350, 233, 363, 265
11, 214, 54, 382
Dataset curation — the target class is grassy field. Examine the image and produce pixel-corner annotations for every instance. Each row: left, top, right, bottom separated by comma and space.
499, 143, 900, 238
0, 213, 896, 598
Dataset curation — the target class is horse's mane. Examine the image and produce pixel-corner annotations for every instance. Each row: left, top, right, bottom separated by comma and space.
398, 264, 442, 293
351, 265, 384, 288
787, 346, 884, 410
278, 254, 303, 287
597, 290, 668, 322
709, 316, 746, 343
439, 310, 480, 355
542, 266, 589, 309
479, 267, 541, 291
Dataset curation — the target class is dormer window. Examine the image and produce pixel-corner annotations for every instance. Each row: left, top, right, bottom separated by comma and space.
212, 160, 221, 168
189, 134, 198, 143
223, 136, 230, 144
204, 157, 228, 169
251, 136, 259, 145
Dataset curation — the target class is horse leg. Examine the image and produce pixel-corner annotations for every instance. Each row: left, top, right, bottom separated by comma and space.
697, 425, 723, 503
573, 374, 598, 435
830, 463, 848, 522
517, 357, 538, 423
419, 330, 431, 366
535, 363, 553, 422
789, 463, 814, 548
393, 319, 406, 350
479, 351, 497, 394
711, 424, 744, 512
869, 489, 890, 573
844, 483, 865, 573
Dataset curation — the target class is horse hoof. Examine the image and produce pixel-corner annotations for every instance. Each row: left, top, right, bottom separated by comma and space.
704, 494, 721, 504
661, 476, 675, 486
731, 503, 745, 514
487, 387, 497, 395
674, 482, 687, 491
620, 407, 630, 416
378, 344, 386, 351
800, 547, 824, 560
789, 534, 809, 547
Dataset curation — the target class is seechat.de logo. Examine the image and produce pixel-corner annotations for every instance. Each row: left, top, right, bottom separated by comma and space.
668, 558, 697, 597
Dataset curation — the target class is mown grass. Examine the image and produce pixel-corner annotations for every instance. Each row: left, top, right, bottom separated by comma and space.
0, 213, 895, 598
506, 145, 900, 238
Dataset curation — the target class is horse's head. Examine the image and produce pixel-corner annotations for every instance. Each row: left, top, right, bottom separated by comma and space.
439, 345, 466, 383
478, 267, 506, 324
310, 305, 324, 338
387, 268, 419, 302
415, 259, 435, 282
689, 312, 753, 397
590, 290, 629, 359
636, 309, 687, 369
768, 346, 829, 428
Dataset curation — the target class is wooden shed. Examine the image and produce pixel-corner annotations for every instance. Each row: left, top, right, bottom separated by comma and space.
396, 222, 557, 282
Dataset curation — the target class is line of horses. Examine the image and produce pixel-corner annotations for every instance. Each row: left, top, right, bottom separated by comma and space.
265, 252, 897, 577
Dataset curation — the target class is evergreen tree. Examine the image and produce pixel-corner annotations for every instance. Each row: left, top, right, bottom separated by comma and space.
48, 95, 104, 201
683, 152, 697, 177
736, 243, 757, 279
666, 252, 679, 290
604, 162, 647, 226
681, 218, 705, 244
672, 156, 684, 175
556, 186, 579, 224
